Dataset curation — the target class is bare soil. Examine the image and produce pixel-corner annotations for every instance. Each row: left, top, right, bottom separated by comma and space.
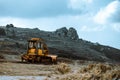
0, 57, 120, 80
0, 61, 56, 76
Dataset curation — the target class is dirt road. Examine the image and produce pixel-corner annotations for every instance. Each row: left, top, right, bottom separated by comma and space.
0, 61, 56, 76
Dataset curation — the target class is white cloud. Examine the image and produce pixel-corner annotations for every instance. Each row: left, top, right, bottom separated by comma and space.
80, 25, 105, 32
0, 15, 85, 31
112, 23, 120, 32
94, 0, 120, 24
68, 0, 93, 10
0, 17, 28, 27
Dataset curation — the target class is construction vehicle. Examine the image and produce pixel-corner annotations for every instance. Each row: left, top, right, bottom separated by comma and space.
21, 38, 57, 63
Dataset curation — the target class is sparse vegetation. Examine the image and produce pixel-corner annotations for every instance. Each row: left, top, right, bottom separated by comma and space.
78, 63, 120, 80
79, 63, 112, 73
51, 63, 120, 80
0, 55, 4, 59
0, 28, 6, 36
0, 58, 120, 80
56, 62, 71, 74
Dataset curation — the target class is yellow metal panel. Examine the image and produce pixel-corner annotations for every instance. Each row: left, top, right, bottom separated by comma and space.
28, 49, 36, 55
38, 49, 44, 56
28, 49, 35, 53
28, 52, 36, 55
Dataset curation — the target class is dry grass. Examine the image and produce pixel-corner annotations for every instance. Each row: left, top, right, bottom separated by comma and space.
55, 62, 71, 74
55, 74, 81, 80
79, 63, 120, 80
51, 63, 120, 80
0, 58, 120, 80
79, 63, 112, 73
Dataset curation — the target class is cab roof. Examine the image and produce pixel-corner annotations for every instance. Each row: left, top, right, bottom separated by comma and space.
28, 38, 44, 42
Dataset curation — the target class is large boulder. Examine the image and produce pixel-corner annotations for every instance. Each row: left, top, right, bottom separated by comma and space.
6, 24, 14, 28
5, 24, 16, 38
67, 27, 79, 40
55, 27, 68, 37
54, 27, 79, 40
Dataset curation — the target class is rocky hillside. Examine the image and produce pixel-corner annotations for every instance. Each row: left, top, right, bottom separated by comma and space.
0, 24, 120, 62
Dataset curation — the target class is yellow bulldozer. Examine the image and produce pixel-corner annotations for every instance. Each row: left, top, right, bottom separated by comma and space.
21, 38, 57, 63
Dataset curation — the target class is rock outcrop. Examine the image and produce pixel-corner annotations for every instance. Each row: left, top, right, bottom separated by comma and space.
0, 28, 6, 36
67, 27, 79, 40
54, 27, 79, 40
5, 27, 16, 38
55, 27, 68, 38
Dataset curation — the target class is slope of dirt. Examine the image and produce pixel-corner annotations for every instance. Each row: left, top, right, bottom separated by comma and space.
0, 61, 56, 76
0, 58, 119, 80
47, 60, 120, 80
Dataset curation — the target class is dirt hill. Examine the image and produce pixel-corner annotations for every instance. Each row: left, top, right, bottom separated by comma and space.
0, 24, 120, 62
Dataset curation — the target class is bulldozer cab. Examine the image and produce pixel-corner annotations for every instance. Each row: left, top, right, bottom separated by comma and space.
21, 38, 57, 63
27, 38, 48, 56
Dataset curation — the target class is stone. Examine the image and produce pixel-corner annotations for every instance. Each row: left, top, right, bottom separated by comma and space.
0, 28, 6, 36
67, 27, 79, 40
54, 27, 79, 40
55, 27, 68, 37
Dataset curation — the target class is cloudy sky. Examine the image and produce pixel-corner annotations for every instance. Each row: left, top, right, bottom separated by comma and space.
0, 0, 120, 49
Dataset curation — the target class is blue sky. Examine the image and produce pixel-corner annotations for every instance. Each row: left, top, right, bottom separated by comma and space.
0, 0, 120, 49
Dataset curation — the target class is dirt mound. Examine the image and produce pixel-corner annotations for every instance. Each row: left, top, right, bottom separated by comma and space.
51, 63, 120, 80
79, 63, 120, 80
0, 55, 4, 59
0, 54, 5, 61
55, 63, 71, 74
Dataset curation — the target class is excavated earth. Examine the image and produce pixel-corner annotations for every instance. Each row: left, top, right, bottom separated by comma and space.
0, 57, 120, 80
